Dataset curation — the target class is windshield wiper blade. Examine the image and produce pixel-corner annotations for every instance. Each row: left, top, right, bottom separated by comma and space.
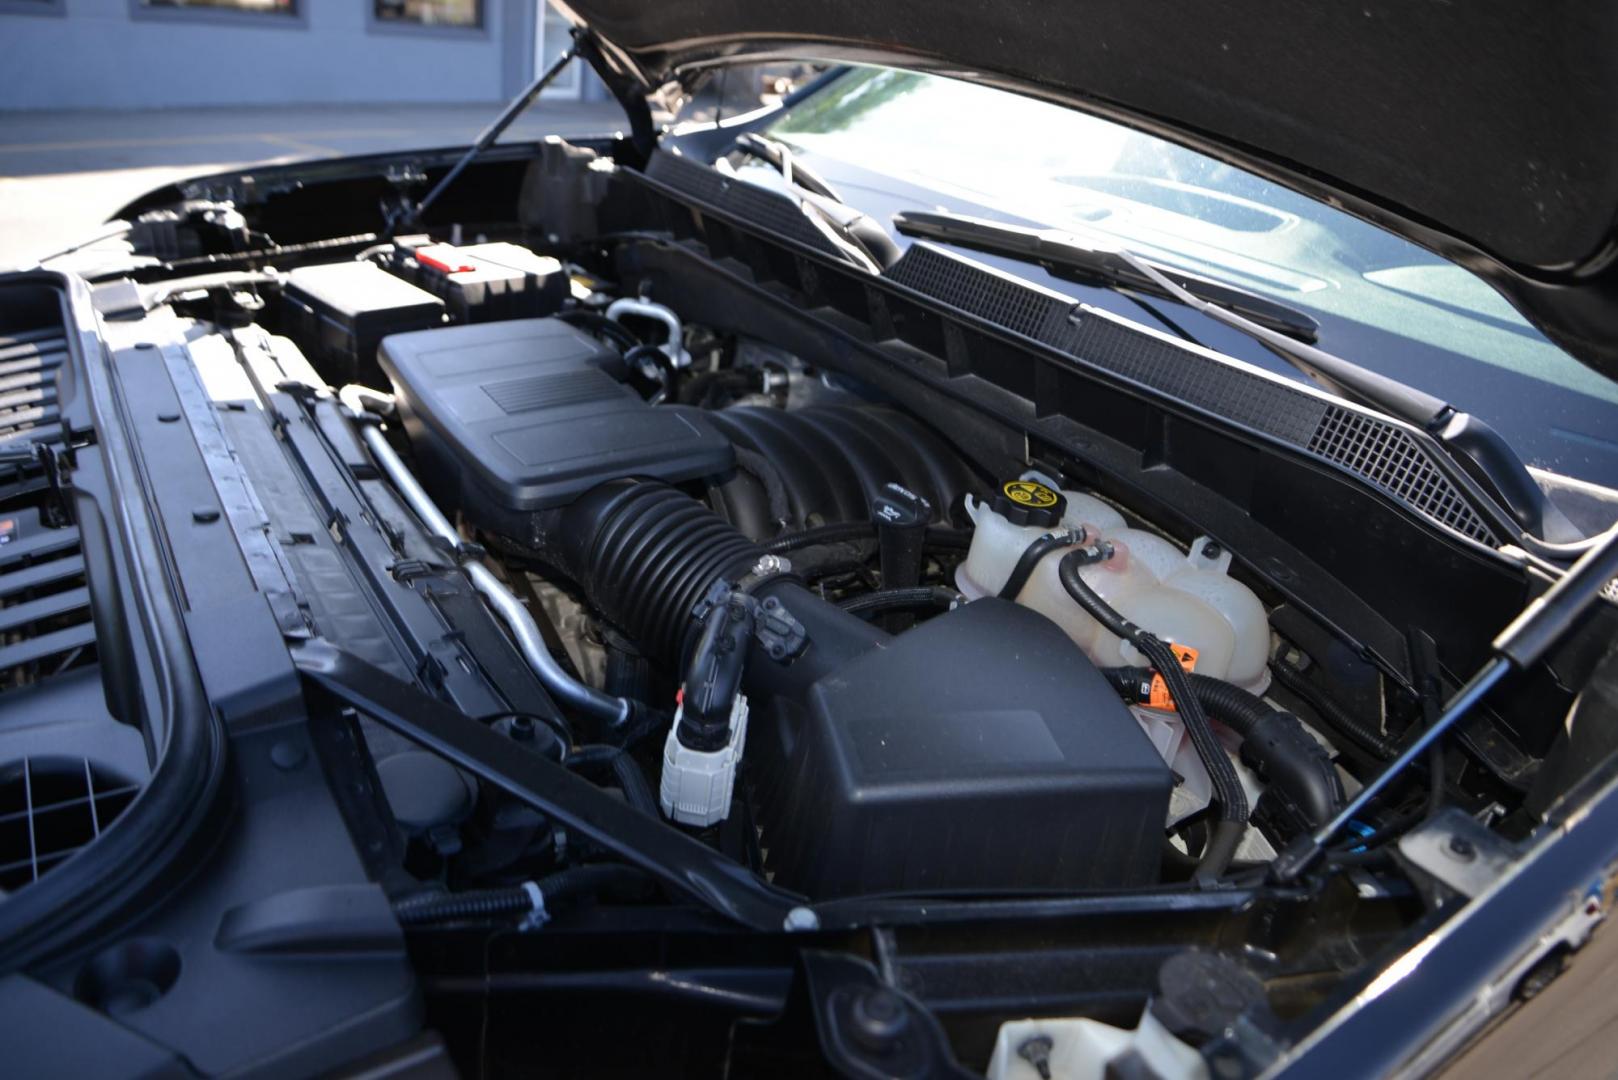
892, 209, 1577, 545
894, 209, 1321, 344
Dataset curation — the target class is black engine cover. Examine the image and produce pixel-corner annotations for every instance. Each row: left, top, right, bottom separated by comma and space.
750, 599, 1171, 898
378, 318, 733, 536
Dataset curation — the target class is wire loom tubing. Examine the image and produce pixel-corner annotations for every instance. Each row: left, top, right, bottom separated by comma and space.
1058, 545, 1248, 880
394, 864, 649, 926
1103, 667, 1346, 828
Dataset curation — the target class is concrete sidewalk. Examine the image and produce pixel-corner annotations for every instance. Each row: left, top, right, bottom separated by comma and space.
0, 100, 627, 268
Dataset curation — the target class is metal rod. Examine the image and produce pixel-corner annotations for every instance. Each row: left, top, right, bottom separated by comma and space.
407, 44, 579, 227
1275, 522, 1618, 882
1313, 656, 1511, 845
292, 639, 806, 932
355, 417, 631, 728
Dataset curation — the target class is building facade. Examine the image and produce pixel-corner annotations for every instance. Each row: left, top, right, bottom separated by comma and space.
0, 0, 605, 110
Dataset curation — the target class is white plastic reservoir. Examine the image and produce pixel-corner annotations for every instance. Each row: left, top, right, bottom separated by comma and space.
956, 480, 1270, 692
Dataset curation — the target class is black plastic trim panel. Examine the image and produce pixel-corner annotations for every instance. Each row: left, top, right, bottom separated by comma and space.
886, 243, 1502, 545
644, 150, 845, 259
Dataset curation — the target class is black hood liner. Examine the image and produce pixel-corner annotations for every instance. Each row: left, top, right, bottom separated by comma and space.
561, 0, 1618, 379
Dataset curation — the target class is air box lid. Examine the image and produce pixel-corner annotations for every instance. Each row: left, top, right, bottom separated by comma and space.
753, 598, 1173, 898
379, 318, 733, 519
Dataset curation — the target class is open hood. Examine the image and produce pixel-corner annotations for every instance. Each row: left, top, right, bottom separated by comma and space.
560, 0, 1618, 379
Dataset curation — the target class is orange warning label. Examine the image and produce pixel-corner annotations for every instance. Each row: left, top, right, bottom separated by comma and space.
1146, 644, 1199, 711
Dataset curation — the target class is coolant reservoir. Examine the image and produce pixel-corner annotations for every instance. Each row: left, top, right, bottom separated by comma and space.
956, 480, 1071, 598
958, 480, 1271, 691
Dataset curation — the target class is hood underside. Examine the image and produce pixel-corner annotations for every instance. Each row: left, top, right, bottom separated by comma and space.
561, 0, 1618, 378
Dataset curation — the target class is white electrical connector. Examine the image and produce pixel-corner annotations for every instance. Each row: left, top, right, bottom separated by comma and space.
659, 692, 749, 827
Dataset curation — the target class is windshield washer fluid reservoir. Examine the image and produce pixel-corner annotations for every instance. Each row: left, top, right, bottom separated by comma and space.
957, 480, 1270, 691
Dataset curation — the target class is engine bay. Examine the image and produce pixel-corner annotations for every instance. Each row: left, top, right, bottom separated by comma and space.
313, 238, 1344, 899
4, 131, 1617, 1079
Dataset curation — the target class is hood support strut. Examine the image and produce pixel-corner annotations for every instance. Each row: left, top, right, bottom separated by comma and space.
291, 639, 811, 932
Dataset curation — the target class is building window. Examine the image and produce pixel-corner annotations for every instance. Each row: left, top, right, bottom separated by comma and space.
0, 0, 68, 15
374, 0, 480, 29
141, 0, 296, 11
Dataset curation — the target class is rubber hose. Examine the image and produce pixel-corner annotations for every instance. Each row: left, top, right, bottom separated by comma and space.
1268, 660, 1396, 760
839, 586, 959, 618
998, 530, 1083, 601
1058, 549, 1248, 879
761, 521, 874, 553
394, 864, 648, 926
1191, 676, 1345, 828
732, 445, 793, 530
602, 631, 653, 704
679, 368, 764, 407
554, 480, 762, 664
760, 522, 973, 554
566, 744, 660, 816
556, 309, 642, 352
1101, 666, 1345, 829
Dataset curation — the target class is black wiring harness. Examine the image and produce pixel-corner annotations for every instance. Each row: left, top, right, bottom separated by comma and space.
1057, 542, 1250, 880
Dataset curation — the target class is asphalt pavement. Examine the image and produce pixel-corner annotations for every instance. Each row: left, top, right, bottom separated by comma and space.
0, 100, 626, 268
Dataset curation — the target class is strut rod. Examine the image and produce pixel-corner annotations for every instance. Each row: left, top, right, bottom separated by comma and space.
292, 639, 812, 932
1274, 523, 1618, 882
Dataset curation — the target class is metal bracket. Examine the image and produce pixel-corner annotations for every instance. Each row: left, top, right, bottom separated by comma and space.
1398, 807, 1521, 898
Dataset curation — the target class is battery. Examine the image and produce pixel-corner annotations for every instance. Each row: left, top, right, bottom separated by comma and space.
387, 239, 568, 324
280, 261, 445, 386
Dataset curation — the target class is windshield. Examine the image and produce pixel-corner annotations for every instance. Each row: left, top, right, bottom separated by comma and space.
755, 67, 1618, 488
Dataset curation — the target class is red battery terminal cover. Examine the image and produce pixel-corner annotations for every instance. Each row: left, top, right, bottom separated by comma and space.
414, 244, 478, 275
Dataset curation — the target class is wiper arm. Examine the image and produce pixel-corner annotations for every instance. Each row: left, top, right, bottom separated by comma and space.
731, 132, 845, 204
721, 137, 899, 271
893, 210, 1576, 545
895, 209, 1321, 344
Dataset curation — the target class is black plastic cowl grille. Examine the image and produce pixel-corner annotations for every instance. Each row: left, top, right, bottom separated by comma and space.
1307, 406, 1496, 543
644, 152, 844, 259
886, 243, 1501, 546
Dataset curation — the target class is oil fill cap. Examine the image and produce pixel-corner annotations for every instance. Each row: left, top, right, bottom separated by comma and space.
990, 479, 1066, 527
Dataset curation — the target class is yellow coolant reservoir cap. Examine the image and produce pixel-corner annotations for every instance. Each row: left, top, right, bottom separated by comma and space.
990, 478, 1066, 527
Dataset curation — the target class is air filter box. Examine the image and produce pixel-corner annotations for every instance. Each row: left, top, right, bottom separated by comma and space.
378, 318, 733, 536
750, 598, 1172, 898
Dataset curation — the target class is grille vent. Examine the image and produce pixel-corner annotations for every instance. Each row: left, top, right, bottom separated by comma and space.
0, 523, 94, 688
0, 327, 70, 474
0, 757, 138, 892
888, 242, 1083, 348
885, 243, 1500, 545
1307, 407, 1496, 543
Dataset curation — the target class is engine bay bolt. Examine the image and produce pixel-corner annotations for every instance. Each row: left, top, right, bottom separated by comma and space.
1016, 1034, 1055, 1080
269, 739, 307, 771
850, 987, 909, 1051
508, 716, 535, 742
1202, 541, 1223, 559
1446, 835, 1476, 860
783, 906, 820, 932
